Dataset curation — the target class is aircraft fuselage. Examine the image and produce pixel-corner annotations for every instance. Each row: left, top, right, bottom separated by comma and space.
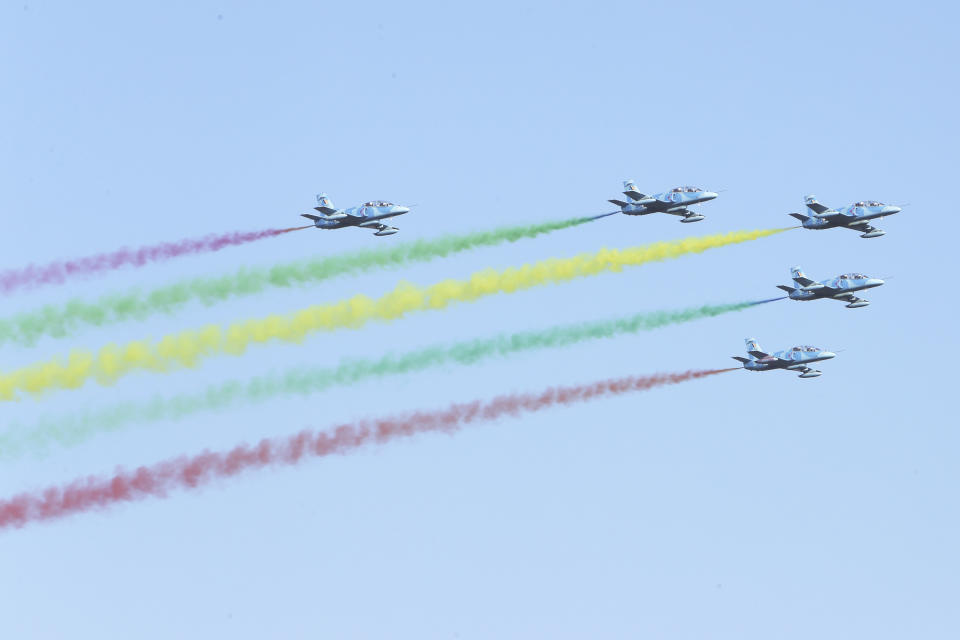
313, 205, 409, 229
743, 350, 836, 372
800, 204, 901, 230
789, 277, 885, 301
621, 193, 717, 216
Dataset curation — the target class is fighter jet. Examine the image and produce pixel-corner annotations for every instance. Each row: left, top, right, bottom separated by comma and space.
301, 193, 410, 236
789, 195, 901, 238
732, 338, 836, 378
776, 266, 885, 309
607, 180, 718, 223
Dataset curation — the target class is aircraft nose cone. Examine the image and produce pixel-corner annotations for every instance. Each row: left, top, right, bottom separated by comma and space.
884, 205, 902, 214
819, 351, 837, 360
703, 191, 719, 200
866, 278, 885, 287
395, 206, 410, 214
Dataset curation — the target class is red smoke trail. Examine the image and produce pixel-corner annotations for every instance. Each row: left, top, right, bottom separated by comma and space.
0, 368, 733, 530
0, 225, 312, 296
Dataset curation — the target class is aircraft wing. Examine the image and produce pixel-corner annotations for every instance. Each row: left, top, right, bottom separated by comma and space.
805, 201, 835, 215
838, 219, 879, 232
807, 285, 841, 297
792, 273, 817, 287
303, 211, 354, 223
817, 211, 869, 226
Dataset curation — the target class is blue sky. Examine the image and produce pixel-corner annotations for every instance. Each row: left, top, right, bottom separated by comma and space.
1, 1, 957, 637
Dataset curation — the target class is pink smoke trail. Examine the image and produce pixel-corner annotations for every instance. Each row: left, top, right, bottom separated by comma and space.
0, 368, 734, 530
0, 225, 312, 295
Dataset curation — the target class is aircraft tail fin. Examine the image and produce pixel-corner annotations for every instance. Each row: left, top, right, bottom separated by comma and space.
804, 195, 833, 215
314, 193, 338, 215
622, 179, 648, 201
790, 266, 817, 287
745, 338, 770, 359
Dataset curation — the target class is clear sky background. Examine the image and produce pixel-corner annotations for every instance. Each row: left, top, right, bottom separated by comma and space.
1, 1, 958, 637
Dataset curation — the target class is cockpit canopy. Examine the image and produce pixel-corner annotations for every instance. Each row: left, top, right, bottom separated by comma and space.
670, 186, 703, 193
853, 200, 885, 207
362, 201, 394, 207
791, 345, 821, 352
839, 273, 868, 279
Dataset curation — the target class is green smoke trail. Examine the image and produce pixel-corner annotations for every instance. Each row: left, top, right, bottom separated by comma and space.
0, 299, 758, 459
0, 216, 597, 346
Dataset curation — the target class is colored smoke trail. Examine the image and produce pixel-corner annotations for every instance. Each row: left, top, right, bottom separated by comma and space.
0, 226, 311, 297
0, 368, 733, 530
2, 300, 768, 457
0, 216, 598, 346
0, 227, 788, 400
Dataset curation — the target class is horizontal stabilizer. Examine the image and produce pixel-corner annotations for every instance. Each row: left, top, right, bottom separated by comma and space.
748, 350, 769, 359
788, 213, 809, 222
301, 213, 321, 222
776, 285, 795, 293
314, 206, 339, 215
608, 199, 630, 207
732, 356, 749, 363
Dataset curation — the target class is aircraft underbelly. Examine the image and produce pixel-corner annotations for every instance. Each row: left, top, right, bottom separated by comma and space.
316, 220, 350, 229
820, 215, 876, 229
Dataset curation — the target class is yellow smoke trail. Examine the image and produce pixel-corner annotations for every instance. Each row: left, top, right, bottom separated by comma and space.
0, 228, 788, 400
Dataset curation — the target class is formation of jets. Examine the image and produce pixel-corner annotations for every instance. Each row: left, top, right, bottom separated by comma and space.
732, 263, 886, 377
297, 183, 902, 378
298, 184, 902, 241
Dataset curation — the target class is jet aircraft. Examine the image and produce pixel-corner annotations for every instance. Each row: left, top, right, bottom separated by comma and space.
607, 180, 718, 223
301, 193, 410, 236
776, 267, 884, 308
732, 338, 836, 378
789, 195, 901, 238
